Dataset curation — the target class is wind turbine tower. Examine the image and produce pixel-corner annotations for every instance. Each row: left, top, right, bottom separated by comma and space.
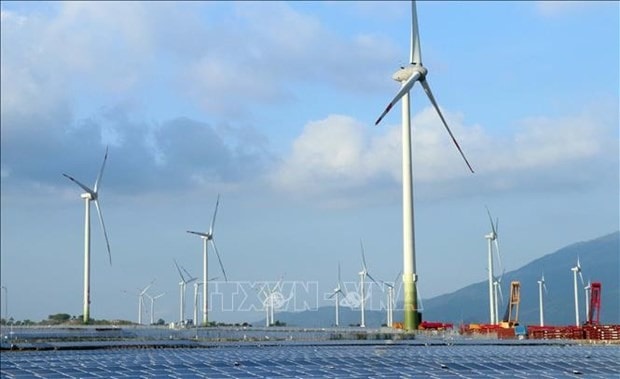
137, 280, 154, 325
537, 273, 547, 326
571, 258, 584, 326
358, 241, 378, 328
484, 208, 501, 324
382, 271, 400, 328
328, 263, 345, 327
374, 1, 474, 330
187, 195, 228, 326
146, 292, 164, 325
174, 260, 196, 325
63, 147, 112, 324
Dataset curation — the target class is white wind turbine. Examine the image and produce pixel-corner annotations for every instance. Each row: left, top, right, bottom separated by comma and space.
145, 292, 165, 325
537, 273, 548, 326
492, 272, 504, 325
63, 147, 112, 324
187, 195, 228, 326
174, 259, 196, 325
137, 280, 154, 325
328, 263, 346, 327
584, 279, 591, 322
381, 271, 401, 328
258, 277, 288, 326
374, 0, 474, 330
571, 258, 584, 326
484, 207, 502, 324
359, 241, 378, 328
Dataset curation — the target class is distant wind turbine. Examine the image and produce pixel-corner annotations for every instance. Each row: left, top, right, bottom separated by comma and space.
584, 279, 591, 322
187, 194, 228, 326
484, 207, 502, 324
537, 273, 548, 326
173, 259, 196, 325
492, 272, 504, 325
571, 258, 584, 326
374, 0, 473, 330
381, 271, 401, 328
359, 241, 378, 328
63, 147, 112, 324
137, 280, 154, 325
145, 292, 165, 325
328, 262, 346, 327
258, 277, 288, 326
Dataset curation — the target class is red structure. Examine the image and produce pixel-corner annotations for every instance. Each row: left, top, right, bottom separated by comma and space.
587, 282, 601, 325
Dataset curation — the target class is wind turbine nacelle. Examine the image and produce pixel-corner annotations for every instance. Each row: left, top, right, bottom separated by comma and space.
392, 64, 427, 83
80, 192, 94, 200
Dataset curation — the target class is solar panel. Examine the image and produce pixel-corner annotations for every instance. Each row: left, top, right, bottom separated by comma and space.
2, 343, 619, 378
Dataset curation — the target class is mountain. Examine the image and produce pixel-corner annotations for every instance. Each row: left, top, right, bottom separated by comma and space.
257, 232, 619, 327
421, 231, 619, 326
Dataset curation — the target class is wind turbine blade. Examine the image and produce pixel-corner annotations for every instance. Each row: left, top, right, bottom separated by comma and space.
419, 79, 474, 173
93, 146, 109, 193
410, 0, 422, 65
578, 271, 585, 286
360, 240, 368, 271
494, 239, 502, 272
393, 271, 402, 288
140, 283, 153, 296
63, 173, 94, 195
375, 71, 422, 126
485, 206, 496, 235
210, 239, 228, 282
187, 230, 209, 238
181, 265, 194, 282
93, 199, 112, 265
498, 283, 504, 305
173, 259, 186, 282
154, 293, 165, 299
209, 194, 220, 235
366, 272, 380, 287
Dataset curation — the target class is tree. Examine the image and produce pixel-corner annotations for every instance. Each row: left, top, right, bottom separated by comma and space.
48, 313, 71, 324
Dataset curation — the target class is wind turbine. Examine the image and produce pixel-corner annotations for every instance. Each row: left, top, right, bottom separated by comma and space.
145, 292, 165, 325
374, 0, 473, 330
537, 273, 548, 326
359, 241, 378, 328
571, 258, 584, 326
328, 262, 346, 327
187, 194, 228, 326
484, 207, 502, 324
382, 271, 401, 328
63, 147, 112, 324
584, 279, 591, 323
492, 272, 504, 325
137, 280, 154, 325
174, 259, 196, 325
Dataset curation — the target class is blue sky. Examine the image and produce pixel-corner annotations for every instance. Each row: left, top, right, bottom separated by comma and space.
1, 1, 618, 324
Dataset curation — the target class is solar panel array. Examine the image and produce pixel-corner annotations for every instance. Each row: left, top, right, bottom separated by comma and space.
2, 343, 619, 378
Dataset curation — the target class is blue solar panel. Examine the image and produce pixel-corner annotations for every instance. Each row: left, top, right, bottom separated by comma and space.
2, 343, 620, 378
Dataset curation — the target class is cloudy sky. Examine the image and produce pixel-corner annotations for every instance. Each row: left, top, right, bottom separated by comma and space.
1, 1, 618, 324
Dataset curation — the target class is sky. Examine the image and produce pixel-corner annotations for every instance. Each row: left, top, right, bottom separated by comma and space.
1, 1, 618, 325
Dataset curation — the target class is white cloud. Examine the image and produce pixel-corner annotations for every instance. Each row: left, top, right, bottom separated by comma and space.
270, 105, 616, 202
